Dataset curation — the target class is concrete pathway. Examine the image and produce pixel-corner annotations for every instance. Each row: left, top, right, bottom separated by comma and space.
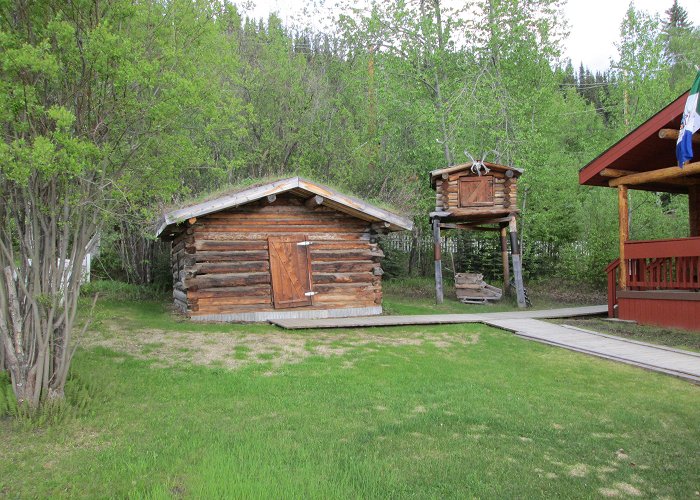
271, 305, 700, 383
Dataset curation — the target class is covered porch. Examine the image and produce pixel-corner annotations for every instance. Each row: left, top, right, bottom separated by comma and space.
580, 91, 700, 330
606, 237, 700, 329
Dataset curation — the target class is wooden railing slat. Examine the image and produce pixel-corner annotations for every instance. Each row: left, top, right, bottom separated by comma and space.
626, 254, 700, 290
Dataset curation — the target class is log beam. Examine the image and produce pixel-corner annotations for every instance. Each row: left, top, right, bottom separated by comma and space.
500, 223, 510, 296
304, 195, 324, 209
658, 128, 700, 144
371, 221, 391, 232
440, 223, 500, 231
600, 168, 700, 186
608, 161, 700, 187
433, 218, 443, 304
508, 216, 526, 308
618, 185, 629, 290
266, 194, 277, 203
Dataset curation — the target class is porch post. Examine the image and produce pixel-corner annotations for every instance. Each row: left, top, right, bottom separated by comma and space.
432, 218, 444, 304
689, 185, 700, 237
618, 185, 629, 290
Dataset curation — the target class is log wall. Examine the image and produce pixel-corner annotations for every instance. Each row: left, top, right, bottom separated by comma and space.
172, 194, 384, 319
435, 171, 518, 216
171, 230, 193, 313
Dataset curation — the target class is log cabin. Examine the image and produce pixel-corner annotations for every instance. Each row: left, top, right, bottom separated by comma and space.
579, 91, 700, 330
429, 162, 527, 308
156, 177, 413, 322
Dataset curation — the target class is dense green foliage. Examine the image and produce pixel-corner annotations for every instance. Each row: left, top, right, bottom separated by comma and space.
1, 296, 698, 497
116, 1, 700, 284
2, 0, 700, 288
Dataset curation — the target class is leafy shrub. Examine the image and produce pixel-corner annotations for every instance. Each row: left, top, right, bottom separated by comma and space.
81, 280, 169, 302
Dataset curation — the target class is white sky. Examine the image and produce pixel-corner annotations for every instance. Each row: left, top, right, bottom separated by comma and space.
237, 0, 700, 72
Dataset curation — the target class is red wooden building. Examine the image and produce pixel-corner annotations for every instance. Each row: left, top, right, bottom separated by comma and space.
579, 91, 700, 330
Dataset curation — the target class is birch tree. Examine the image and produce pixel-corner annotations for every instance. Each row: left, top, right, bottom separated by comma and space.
0, 0, 224, 410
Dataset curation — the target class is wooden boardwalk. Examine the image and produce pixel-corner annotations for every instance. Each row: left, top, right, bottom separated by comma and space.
487, 319, 700, 383
271, 305, 700, 383
271, 305, 608, 329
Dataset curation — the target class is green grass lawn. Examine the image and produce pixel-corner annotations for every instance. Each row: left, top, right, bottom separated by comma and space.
381, 277, 600, 315
1, 293, 698, 498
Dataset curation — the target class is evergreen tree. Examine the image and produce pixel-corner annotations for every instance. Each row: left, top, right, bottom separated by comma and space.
664, 0, 689, 31
662, 0, 699, 91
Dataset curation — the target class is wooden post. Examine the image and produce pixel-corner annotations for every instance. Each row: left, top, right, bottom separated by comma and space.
508, 216, 526, 308
618, 185, 629, 290
433, 218, 444, 304
689, 186, 700, 237
500, 223, 510, 295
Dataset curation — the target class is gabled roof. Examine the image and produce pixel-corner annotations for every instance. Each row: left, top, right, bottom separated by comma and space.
579, 91, 691, 193
156, 177, 414, 238
430, 162, 523, 187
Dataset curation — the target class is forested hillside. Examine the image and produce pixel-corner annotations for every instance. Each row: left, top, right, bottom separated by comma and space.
2, 0, 700, 290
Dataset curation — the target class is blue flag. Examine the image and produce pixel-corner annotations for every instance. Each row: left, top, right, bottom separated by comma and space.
677, 71, 700, 167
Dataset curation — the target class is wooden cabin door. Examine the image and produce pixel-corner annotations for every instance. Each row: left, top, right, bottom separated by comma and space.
459, 176, 494, 207
268, 236, 313, 309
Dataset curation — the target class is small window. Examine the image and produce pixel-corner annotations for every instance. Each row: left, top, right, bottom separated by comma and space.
459, 176, 494, 207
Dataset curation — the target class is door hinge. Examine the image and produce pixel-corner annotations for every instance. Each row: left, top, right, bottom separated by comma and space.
304, 291, 317, 297
297, 241, 313, 246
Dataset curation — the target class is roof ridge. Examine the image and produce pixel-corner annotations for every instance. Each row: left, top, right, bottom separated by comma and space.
156, 177, 413, 237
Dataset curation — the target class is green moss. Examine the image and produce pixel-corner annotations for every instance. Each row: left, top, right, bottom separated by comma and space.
165, 175, 404, 218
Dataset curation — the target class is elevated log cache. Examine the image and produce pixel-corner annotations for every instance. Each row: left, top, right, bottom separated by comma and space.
434, 170, 519, 217
430, 162, 526, 308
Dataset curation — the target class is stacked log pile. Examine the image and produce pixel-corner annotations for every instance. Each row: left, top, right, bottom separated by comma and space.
454, 272, 502, 304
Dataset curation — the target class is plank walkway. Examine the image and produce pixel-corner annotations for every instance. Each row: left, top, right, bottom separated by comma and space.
271, 305, 608, 329
487, 319, 700, 383
271, 305, 700, 383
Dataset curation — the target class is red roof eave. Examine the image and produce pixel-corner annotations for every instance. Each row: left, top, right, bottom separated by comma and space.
578, 92, 689, 187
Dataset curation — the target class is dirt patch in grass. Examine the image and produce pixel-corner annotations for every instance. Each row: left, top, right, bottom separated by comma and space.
82, 323, 482, 371
568, 463, 590, 477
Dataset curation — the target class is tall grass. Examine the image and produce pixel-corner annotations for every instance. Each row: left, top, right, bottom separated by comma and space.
80, 280, 169, 302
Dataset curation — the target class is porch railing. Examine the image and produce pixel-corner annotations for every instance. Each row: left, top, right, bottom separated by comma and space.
606, 237, 700, 317
625, 237, 700, 290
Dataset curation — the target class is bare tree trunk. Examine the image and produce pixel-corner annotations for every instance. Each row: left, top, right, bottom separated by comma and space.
432, 0, 453, 167
419, 0, 453, 167
116, 221, 169, 285
0, 173, 99, 410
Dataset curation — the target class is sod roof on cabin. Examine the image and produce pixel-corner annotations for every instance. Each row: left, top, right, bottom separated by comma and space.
155, 177, 414, 238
